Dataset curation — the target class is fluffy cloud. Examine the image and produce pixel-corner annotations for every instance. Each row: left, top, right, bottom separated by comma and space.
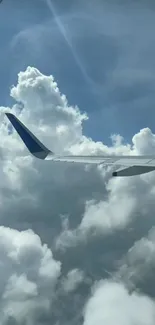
9, 66, 88, 155
1, 66, 155, 324
0, 226, 61, 324
118, 227, 155, 296
55, 169, 155, 251
83, 280, 155, 325
61, 268, 85, 293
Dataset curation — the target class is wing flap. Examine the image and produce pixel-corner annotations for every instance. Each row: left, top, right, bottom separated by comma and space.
112, 165, 155, 177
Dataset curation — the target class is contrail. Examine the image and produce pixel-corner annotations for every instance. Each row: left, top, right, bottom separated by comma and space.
46, 0, 90, 84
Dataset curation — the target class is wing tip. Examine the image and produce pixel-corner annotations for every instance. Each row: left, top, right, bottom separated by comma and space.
5, 112, 52, 160
5, 112, 14, 118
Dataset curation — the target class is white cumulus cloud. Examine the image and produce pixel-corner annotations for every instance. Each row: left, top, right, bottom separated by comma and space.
61, 269, 85, 293
0, 226, 61, 324
0, 66, 155, 324
83, 280, 155, 325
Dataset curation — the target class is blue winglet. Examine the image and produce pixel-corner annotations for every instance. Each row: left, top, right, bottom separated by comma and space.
6, 113, 51, 159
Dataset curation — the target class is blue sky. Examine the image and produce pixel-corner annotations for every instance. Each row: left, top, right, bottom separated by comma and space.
1, 0, 155, 143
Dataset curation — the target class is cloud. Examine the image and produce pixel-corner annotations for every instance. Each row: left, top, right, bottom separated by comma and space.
61, 269, 85, 293
3, 65, 155, 242
54, 176, 138, 251
1, 65, 155, 324
0, 226, 61, 324
83, 280, 155, 325
2, 0, 155, 322
8, 0, 155, 149
54, 167, 155, 251
118, 227, 155, 297
10, 66, 88, 154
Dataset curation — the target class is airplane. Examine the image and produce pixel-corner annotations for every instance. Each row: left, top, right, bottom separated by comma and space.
5, 112, 155, 177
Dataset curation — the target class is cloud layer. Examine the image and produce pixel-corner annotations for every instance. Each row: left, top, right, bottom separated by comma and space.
0, 66, 155, 324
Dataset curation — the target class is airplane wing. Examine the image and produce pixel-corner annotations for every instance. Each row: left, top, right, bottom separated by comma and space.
5, 112, 155, 177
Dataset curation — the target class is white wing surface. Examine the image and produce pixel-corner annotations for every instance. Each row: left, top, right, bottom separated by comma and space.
5, 113, 155, 177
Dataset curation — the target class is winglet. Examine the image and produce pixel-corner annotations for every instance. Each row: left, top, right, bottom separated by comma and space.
6, 113, 52, 159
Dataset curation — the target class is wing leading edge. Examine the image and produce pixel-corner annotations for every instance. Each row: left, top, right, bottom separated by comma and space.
5, 113, 155, 177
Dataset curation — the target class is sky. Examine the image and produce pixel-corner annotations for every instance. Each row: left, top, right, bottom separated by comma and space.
1, 0, 155, 324
1, 0, 155, 141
